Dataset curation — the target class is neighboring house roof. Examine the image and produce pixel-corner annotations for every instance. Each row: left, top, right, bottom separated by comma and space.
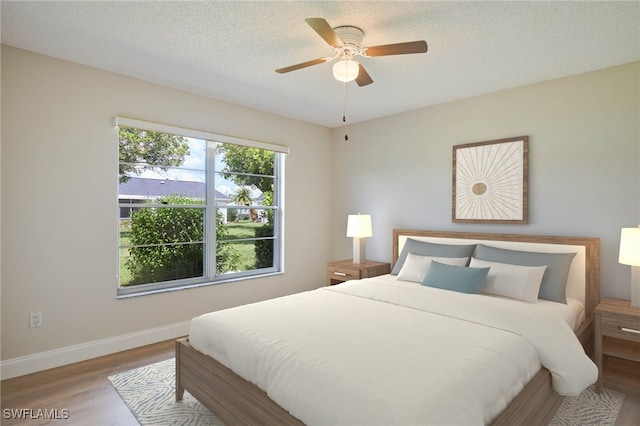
118, 177, 263, 202
119, 177, 223, 200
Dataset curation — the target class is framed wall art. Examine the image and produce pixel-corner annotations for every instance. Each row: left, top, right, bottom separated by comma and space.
452, 136, 528, 224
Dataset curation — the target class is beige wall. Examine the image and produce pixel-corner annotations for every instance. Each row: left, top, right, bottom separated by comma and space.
1, 46, 332, 363
330, 61, 640, 301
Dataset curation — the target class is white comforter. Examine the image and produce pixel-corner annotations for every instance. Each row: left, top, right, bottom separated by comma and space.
189, 276, 597, 425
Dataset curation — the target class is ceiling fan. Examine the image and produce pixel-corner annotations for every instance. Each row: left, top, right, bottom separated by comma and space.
276, 18, 428, 87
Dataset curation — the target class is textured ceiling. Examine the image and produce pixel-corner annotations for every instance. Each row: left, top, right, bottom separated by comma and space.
2, 1, 639, 128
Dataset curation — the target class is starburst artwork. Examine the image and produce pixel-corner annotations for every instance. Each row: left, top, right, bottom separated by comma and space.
452, 137, 528, 224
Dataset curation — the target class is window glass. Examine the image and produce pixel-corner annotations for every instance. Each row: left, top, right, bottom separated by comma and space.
117, 124, 283, 295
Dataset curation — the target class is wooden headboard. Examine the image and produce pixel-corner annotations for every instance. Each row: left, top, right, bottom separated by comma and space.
392, 229, 600, 349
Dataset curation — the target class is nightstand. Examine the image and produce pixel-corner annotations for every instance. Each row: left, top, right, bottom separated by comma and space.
594, 298, 640, 393
327, 259, 391, 286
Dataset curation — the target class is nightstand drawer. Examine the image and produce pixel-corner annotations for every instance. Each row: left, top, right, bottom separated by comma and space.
327, 267, 360, 282
326, 260, 391, 286
600, 314, 640, 343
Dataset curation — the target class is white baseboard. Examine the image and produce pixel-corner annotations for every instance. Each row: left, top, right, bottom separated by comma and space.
1, 321, 190, 380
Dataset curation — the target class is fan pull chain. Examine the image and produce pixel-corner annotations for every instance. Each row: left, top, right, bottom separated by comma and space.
343, 82, 349, 141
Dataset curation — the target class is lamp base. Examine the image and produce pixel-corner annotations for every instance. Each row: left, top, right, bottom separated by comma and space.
353, 237, 367, 264
632, 266, 640, 308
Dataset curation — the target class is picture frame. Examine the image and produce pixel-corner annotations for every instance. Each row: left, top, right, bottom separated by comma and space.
452, 136, 528, 224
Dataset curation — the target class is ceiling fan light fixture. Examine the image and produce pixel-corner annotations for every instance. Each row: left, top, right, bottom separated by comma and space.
333, 59, 359, 82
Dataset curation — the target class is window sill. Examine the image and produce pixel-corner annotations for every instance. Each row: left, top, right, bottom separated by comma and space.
116, 271, 284, 299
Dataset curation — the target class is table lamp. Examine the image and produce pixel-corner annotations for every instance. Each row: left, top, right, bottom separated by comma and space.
619, 226, 640, 308
346, 214, 372, 264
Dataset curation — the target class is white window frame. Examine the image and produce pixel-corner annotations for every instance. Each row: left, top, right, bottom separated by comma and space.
115, 116, 288, 297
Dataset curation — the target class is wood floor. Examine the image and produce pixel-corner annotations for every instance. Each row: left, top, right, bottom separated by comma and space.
1, 339, 639, 425
1, 340, 175, 425
602, 357, 640, 425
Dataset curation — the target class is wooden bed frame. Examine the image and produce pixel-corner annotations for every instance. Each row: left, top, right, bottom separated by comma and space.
176, 230, 600, 425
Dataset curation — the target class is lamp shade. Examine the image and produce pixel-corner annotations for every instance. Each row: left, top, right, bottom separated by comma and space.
333, 60, 359, 82
619, 227, 640, 266
346, 214, 372, 238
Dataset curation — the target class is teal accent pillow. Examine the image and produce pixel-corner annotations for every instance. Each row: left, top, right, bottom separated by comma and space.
392, 239, 477, 275
474, 244, 576, 304
421, 261, 490, 294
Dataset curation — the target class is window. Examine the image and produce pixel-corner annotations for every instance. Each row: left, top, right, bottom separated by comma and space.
116, 117, 287, 296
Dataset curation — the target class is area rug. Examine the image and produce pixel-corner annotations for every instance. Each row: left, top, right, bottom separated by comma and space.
108, 358, 223, 425
110, 358, 624, 426
549, 385, 624, 426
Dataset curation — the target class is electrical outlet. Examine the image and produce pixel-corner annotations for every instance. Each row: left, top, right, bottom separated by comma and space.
29, 311, 42, 328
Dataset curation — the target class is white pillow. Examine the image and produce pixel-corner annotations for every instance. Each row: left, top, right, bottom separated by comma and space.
396, 253, 469, 283
469, 257, 547, 303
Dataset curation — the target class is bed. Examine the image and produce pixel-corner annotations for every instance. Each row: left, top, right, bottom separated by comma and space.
176, 230, 600, 425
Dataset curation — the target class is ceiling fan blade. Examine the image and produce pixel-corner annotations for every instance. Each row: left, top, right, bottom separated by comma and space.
363, 40, 428, 57
355, 63, 373, 87
305, 17, 344, 47
275, 57, 331, 74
